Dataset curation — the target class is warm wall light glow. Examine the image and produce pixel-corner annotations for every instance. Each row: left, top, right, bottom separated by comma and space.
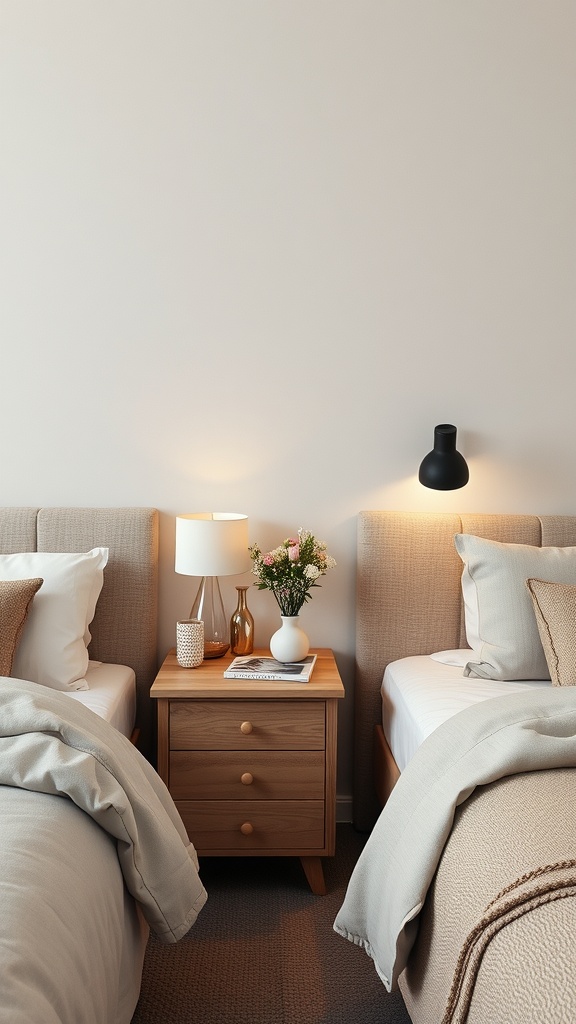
169, 450, 253, 483
378, 462, 478, 513
167, 435, 276, 484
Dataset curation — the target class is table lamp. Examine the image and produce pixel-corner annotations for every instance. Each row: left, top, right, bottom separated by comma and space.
175, 512, 250, 658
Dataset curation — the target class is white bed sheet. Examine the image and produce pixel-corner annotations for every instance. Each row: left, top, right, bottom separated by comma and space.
381, 652, 552, 772
66, 661, 136, 738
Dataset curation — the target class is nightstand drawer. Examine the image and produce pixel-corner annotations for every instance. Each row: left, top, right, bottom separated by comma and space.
170, 700, 325, 750
170, 750, 325, 800
177, 799, 326, 851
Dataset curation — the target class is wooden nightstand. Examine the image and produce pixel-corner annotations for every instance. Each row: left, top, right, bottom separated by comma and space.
150, 647, 345, 894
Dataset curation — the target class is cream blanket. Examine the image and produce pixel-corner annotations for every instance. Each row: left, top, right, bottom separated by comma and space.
0, 677, 207, 941
334, 686, 576, 991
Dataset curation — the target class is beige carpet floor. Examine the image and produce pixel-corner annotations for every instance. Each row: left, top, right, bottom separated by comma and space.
131, 824, 411, 1024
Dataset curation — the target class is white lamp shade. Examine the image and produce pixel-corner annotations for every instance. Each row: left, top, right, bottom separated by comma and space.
175, 513, 250, 577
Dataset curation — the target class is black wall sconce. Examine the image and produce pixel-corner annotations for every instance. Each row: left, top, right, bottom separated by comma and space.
418, 424, 469, 490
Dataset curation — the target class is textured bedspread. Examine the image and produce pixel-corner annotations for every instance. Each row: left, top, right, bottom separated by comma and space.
334, 686, 576, 992
400, 767, 576, 1024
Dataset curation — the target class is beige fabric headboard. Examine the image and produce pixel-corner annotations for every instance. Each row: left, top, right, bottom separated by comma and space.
354, 510, 576, 830
0, 507, 159, 757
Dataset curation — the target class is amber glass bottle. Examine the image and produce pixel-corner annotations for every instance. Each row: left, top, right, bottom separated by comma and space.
230, 586, 254, 655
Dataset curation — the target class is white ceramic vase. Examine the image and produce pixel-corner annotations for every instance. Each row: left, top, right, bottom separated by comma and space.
269, 615, 310, 663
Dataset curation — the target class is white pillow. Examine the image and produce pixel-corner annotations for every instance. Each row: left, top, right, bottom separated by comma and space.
0, 548, 109, 691
454, 534, 576, 681
429, 650, 474, 668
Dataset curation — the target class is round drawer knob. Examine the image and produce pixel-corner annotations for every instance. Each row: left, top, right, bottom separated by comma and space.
240, 772, 254, 786
240, 721, 253, 735
240, 822, 254, 836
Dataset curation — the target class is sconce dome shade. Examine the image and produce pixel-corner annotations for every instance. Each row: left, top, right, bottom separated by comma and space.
175, 512, 250, 577
418, 424, 469, 491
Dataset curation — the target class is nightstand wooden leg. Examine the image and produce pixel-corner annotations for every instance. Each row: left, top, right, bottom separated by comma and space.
300, 856, 326, 895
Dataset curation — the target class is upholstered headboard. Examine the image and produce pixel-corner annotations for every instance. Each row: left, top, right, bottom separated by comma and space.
353, 511, 576, 830
0, 507, 159, 756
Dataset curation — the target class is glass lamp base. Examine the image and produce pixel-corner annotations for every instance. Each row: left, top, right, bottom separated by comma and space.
190, 576, 230, 659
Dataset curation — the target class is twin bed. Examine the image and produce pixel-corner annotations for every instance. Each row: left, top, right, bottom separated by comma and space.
336, 510, 576, 1024
0, 507, 207, 1024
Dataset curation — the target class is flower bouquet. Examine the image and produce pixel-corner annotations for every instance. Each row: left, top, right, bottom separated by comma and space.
249, 528, 336, 661
249, 528, 336, 615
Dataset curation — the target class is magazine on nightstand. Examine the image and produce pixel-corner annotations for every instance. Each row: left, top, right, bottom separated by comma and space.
223, 654, 317, 681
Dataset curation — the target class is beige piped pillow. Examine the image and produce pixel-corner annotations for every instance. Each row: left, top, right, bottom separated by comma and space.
526, 578, 576, 687
0, 578, 43, 678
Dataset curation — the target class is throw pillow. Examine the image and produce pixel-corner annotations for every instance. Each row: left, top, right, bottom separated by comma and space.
0, 578, 43, 677
526, 578, 576, 687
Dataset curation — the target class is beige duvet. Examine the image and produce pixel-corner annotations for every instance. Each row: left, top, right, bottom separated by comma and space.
334, 687, 576, 1018
0, 678, 208, 1024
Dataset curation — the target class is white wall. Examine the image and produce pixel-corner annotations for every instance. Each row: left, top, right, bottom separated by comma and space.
2, 2, 576, 815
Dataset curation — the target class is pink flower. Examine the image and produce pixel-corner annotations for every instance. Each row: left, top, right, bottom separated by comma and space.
263, 554, 275, 566
287, 543, 300, 562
